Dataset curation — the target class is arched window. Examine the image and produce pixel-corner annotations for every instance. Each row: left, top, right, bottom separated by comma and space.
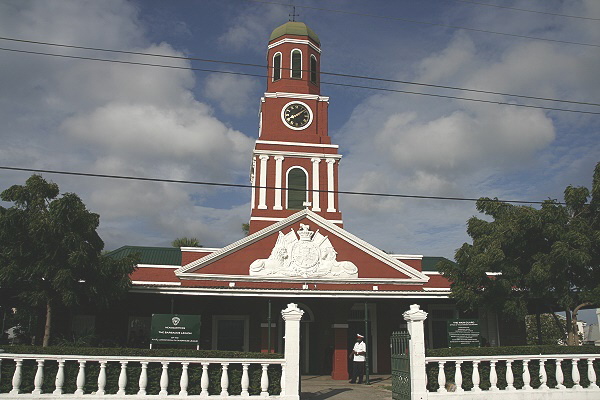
273, 52, 281, 81
291, 49, 302, 79
287, 167, 307, 209
310, 55, 317, 84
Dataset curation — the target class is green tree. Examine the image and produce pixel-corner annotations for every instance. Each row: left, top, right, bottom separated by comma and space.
439, 162, 600, 346
525, 314, 566, 345
242, 223, 250, 236
0, 175, 137, 346
172, 237, 201, 247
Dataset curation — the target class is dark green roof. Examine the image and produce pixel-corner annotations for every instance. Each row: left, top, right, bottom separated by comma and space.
421, 256, 454, 272
106, 246, 181, 266
270, 21, 320, 46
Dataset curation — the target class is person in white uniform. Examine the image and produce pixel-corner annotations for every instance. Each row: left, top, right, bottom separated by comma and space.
349, 333, 366, 384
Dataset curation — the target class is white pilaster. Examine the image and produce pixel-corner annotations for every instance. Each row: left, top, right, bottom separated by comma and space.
258, 155, 269, 210
403, 304, 428, 400
251, 158, 257, 210
281, 303, 304, 399
274, 156, 284, 210
311, 158, 321, 212
326, 158, 336, 212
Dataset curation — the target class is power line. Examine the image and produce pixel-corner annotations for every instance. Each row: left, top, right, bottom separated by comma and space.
0, 166, 564, 205
2, 46, 599, 115
236, 0, 600, 48
448, 0, 600, 21
1, 36, 598, 108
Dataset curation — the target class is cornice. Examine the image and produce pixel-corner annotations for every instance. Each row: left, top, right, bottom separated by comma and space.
256, 140, 338, 149
268, 38, 321, 53
263, 92, 329, 102
253, 149, 343, 160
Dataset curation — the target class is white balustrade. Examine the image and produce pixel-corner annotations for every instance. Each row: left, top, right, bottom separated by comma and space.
75, 360, 86, 395
0, 354, 286, 398
522, 359, 531, 390
180, 362, 189, 396
97, 361, 107, 395
454, 361, 463, 392
117, 361, 128, 395
506, 360, 514, 390
32, 359, 44, 395
138, 361, 148, 395
472, 361, 481, 392
437, 361, 446, 393
220, 363, 229, 396
426, 355, 600, 395
572, 358, 581, 389
261, 364, 270, 396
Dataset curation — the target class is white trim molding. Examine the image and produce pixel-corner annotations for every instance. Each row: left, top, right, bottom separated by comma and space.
264, 92, 329, 102
256, 139, 338, 149
268, 38, 321, 53
254, 149, 342, 160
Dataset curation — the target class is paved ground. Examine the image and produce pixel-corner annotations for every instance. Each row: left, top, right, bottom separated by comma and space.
300, 375, 393, 400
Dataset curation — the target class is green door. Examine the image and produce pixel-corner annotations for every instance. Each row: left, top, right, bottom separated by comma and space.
391, 330, 410, 400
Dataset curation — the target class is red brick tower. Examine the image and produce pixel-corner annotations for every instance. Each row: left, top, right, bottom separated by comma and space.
249, 21, 343, 234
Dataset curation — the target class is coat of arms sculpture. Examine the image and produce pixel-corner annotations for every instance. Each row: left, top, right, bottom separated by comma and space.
249, 224, 358, 278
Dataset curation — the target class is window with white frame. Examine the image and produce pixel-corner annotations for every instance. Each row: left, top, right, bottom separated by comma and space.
287, 167, 307, 209
273, 52, 282, 81
291, 49, 302, 79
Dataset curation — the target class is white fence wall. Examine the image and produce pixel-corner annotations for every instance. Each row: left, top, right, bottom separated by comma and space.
0, 303, 304, 400
403, 304, 600, 400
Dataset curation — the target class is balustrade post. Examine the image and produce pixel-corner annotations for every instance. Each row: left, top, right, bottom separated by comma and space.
10, 358, 23, 394
489, 361, 498, 391
116, 361, 128, 395
138, 361, 148, 395
200, 363, 209, 397
32, 359, 44, 394
220, 363, 230, 396
522, 359, 531, 390
454, 361, 464, 392
75, 360, 86, 395
53, 359, 65, 395
539, 359, 548, 390
241, 363, 250, 397
588, 359, 598, 389
261, 363, 270, 397
437, 361, 446, 393
180, 362, 189, 396
472, 361, 481, 392
160, 362, 169, 396
280, 364, 286, 394
572, 358, 581, 389
403, 304, 428, 400
97, 361, 107, 395
506, 360, 514, 390
555, 359, 565, 389
281, 303, 304, 399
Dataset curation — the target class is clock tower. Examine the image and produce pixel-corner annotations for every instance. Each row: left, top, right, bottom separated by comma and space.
249, 21, 343, 234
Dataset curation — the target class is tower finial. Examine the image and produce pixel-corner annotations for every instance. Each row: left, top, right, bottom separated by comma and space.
289, 5, 299, 22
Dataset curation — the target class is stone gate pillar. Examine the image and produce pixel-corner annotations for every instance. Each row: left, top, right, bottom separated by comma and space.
281, 303, 304, 399
403, 304, 428, 400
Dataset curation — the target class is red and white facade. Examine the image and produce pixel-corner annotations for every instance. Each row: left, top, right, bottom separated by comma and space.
118, 22, 514, 379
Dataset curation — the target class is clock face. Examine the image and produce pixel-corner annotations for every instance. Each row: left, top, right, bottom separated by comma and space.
283, 103, 311, 129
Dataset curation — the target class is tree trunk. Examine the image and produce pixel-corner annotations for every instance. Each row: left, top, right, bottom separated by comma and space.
565, 308, 578, 346
42, 301, 52, 347
536, 311, 542, 345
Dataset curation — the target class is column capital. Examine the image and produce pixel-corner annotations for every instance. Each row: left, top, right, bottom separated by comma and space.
325, 158, 336, 164
259, 154, 270, 161
281, 303, 304, 321
274, 155, 285, 161
403, 304, 428, 322
311, 157, 322, 163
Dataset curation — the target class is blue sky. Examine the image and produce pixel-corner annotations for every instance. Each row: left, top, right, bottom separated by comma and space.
1, 0, 599, 267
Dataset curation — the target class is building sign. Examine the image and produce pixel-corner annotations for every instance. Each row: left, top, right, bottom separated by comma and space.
150, 314, 201, 344
447, 319, 480, 348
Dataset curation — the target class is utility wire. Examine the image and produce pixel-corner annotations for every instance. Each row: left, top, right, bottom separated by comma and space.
2, 46, 599, 115
237, 0, 600, 48
448, 0, 600, 21
0, 166, 564, 205
1, 36, 598, 108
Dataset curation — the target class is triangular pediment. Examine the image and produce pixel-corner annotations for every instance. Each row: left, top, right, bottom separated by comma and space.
176, 210, 428, 283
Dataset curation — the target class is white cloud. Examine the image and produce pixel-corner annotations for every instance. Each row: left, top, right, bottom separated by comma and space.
204, 73, 260, 117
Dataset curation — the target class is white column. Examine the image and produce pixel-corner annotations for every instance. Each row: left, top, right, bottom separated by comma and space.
311, 158, 321, 212
75, 360, 86, 395
117, 361, 127, 395
472, 361, 481, 391
54, 360, 65, 395
326, 159, 336, 212
522, 359, 531, 390
251, 158, 257, 210
180, 362, 189, 396
10, 358, 23, 394
403, 304, 428, 400
258, 155, 269, 209
138, 362, 148, 395
97, 361, 107, 395
274, 156, 284, 210
281, 303, 304, 399
200, 363, 209, 397
241, 363, 250, 396
260, 364, 269, 397
32, 359, 44, 395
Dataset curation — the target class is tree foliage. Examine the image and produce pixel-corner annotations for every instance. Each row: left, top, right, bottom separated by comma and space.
171, 237, 201, 247
439, 162, 600, 345
0, 175, 137, 346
